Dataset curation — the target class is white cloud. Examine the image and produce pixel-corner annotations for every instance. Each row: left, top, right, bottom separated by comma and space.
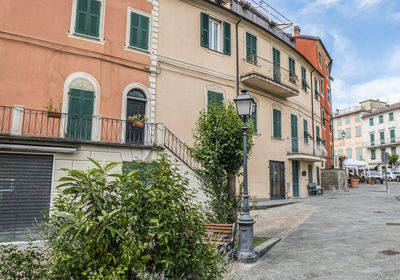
300, 0, 341, 15
333, 76, 400, 110
356, 0, 384, 10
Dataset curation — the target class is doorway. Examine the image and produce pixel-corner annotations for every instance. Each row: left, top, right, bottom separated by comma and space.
269, 161, 285, 199
308, 165, 313, 183
292, 160, 300, 197
126, 89, 146, 144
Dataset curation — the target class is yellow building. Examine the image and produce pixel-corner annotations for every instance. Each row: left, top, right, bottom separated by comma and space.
156, 0, 326, 199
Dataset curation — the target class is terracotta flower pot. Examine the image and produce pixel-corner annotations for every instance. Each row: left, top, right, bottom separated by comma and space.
48, 111, 62, 118
371, 179, 376, 185
350, 178, 360, 188
132, 121, 144, 128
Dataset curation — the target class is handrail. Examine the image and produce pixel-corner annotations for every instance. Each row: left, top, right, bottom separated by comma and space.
163, 127, 201, 171
0, 106, 13, 135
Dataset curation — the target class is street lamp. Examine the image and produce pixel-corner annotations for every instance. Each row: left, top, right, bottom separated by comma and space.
341, 130, 346, 139
234, 88, 258, 263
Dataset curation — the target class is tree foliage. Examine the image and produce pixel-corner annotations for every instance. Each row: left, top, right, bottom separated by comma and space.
191, 101, 254, 223
389, 153, 399, 165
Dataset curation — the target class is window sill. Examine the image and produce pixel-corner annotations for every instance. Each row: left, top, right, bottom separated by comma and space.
67, 32, 106, 45
271, 136, 283, 141
205, 47, 228, 57
123, 45, 151, 55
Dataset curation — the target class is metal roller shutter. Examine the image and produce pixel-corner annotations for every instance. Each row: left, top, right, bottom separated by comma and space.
0, 153, 53, 241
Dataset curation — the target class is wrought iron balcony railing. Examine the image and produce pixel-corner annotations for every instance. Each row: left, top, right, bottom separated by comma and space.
240, 55, 299, 98
288, 137, 327, 158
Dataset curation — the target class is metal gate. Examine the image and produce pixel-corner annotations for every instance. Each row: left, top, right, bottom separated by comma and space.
0, 153, 53, 241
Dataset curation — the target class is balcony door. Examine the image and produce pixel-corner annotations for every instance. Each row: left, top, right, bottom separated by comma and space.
292, 160, 300, 197
126, 89, 146, 144
67, 88, 94, 140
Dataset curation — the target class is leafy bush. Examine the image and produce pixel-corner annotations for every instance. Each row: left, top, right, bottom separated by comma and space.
42, 155, 225, 279
0, 241, 51, 280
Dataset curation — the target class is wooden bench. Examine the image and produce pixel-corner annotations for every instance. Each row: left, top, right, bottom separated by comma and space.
308, 183, 323, 196
203, 223, 236, 249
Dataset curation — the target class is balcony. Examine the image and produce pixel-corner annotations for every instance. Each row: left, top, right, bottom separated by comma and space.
0, 105, 164, 146
287, 137, 327, 162
366, 136, 400, 149
240, 55, 299, 98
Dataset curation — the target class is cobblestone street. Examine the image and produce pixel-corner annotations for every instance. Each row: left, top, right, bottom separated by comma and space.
230, 183, 400, 280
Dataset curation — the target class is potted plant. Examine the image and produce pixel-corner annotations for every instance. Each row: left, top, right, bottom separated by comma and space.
366, 177, 370, 184
338, 155, 347, 169
127, 114, 147, 128
370, 176, 376, 185
47, 98, 62, 118
240, 0, 251, 9
350, 175, 360, 188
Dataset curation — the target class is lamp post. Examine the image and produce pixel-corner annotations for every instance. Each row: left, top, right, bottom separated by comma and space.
234, 88, 258, 263
340, 130, 346, 169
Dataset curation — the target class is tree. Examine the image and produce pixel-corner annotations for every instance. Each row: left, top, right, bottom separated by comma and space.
191, 101, 254, 223
389, 153, 399, 165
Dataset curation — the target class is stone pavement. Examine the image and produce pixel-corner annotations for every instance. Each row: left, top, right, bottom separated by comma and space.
229, 183, 400, 280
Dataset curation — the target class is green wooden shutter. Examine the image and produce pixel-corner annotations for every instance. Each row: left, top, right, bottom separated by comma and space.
200, 12, 209, 48
273, 48, 280, 82
291, 114, 298, 153
130, 13, 149, 50
67, 89, 94, 140
316, 126, 320, 142
246, 32, 257, 64
390, 130, 395, 142
75, 0, 100, 37
88, 0, 101, 37
246, 32, 251, 62
304, 119, 308, 140
223, 22, 231, 55
251, 103, 257, 133
252, 35, 257, 63
207, 91, 223, 106
273, 109, 281, 138
139, 15, 149, 50
289, 58, 295, 74
75, 0, 89, 35
316, 167, 320, 185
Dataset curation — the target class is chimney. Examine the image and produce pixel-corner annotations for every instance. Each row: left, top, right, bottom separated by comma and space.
294, 25, 301, 36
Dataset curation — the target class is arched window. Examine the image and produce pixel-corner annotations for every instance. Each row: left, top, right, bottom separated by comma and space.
126, 89, 147, 144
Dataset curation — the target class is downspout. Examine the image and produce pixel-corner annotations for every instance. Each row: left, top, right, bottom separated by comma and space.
310, 69, 315, 156
236, 17, 242, 95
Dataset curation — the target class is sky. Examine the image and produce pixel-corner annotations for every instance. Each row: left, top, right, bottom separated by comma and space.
259, 0, 400, 110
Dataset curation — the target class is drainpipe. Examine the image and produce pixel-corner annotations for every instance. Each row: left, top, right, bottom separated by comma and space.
236, 17, 242, 95
310, 69, 315, 156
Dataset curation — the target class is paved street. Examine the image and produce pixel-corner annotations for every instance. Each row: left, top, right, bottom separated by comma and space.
231, 183, 400, 280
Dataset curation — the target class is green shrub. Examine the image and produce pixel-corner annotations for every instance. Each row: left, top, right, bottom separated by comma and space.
0, 241, 51, 280
42, 155, 225, 279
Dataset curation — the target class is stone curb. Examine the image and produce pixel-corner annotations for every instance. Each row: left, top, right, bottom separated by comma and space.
254, 237, 281, 258
252, 201, 301, 210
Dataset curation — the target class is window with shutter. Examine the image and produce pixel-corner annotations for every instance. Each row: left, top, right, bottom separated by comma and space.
301, 67, 309, 91
273, 109, 281, 139
207, 91, 223, 107
371, 150, 376, 160
273, 48, 281, 82
67, 88, 94, 140
130, 12, 150, 51
75, 0, 101, 38
314, 78, 319, 100
390, 129, 395, 143
370, 133, 375, 146
316, 167, 320, 185
289, 57, 295, 74
380, 131, 385, 144
246, 32, 257, 64
379, 115, 384, 123
389, 112, 394, 121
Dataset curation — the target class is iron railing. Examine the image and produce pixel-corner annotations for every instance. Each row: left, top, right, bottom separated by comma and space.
164, 127, 201, 171
334, 106, 361, 116
0, 106, 12, 135
241, 55, 300, 89
0, 106, 158, 145
288, 137, 328, 158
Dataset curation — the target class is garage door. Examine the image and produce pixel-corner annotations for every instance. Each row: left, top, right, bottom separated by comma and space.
0, 153, 53, 241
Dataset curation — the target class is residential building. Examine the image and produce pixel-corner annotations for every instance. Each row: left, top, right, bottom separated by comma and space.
0, 0, 203, 242
333, 99, 386, 167
294, 26, 334, 169
157, 0, 326, 200
362, 102, 400, 172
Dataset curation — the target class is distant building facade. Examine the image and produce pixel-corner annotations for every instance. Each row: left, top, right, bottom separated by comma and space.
333, 100, 386, 167
362, 102, 400, 172
295, 26, 334, 168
